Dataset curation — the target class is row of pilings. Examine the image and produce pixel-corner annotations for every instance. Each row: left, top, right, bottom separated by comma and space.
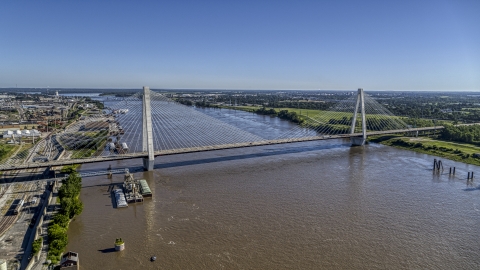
433, 159, 476, 183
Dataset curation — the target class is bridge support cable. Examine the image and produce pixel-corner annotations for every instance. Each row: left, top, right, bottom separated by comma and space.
350, 93, 360, 134
363, 95, 409, 130
271, 94, 356, 141
363, 101, 399, 131
149, 92, 220, 149
146, 90, 264, 151
296, 94, 357, 137
1, 87, 418, 171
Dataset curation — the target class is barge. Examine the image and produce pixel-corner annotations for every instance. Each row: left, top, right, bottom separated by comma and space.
113, 189, 128, 208
138, 179, 152, 197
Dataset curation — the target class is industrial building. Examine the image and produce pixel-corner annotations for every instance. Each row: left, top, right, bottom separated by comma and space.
2, 129, 41, 138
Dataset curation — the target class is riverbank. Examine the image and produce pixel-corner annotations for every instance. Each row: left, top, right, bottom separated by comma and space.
46, 171, 83, 265
370, 135, 480, 166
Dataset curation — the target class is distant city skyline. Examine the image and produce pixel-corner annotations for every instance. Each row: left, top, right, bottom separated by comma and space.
1, 0, 479, 91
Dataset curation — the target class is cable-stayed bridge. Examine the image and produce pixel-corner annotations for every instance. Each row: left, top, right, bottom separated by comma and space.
0, 88, 441, 172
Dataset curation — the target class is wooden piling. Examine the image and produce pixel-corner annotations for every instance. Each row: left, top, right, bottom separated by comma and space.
453, 167, 456, 175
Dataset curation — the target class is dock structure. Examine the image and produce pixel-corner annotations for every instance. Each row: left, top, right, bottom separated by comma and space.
113, 189, 128, 208
138, 179, 152, 197
124, 192, 143, 203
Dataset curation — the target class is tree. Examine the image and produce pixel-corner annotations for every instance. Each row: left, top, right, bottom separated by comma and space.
32, 238, 43, 255
71, 197, 84, 217
53, 213, 70, 228
48, 223, 67, 242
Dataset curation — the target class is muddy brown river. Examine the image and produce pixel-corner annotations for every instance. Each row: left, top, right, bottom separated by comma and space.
66, 108, 480, 269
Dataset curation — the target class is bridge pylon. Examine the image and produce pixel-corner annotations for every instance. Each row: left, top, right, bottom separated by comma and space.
142, 86, 155, 171
350, 88, 367, 146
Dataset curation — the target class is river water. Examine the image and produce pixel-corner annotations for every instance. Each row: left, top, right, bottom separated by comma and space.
66, 108, 480, 269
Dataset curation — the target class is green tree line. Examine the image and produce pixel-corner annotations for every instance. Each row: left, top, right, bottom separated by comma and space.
47, 171, 83, 264
255, 107, 305, 124
441, 124, 480, 144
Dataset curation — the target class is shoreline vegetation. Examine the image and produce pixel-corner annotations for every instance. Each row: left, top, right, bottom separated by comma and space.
369, 135, 480, 166
369, 124, 480, 166
46, 169, 83, 264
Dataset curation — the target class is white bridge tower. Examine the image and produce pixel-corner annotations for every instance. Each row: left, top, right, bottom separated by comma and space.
350, 88, 367, 146
142, 86, 155, 171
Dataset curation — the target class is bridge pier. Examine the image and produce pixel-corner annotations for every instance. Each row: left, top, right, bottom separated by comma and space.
142, 86, 155, 171
351, 137, 366, 146
143, 158, 154, 171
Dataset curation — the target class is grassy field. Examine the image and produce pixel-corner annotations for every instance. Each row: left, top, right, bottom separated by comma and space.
61, 164, 80, 173
231, 106, 413, 122
71, 149, 96, 159
371, 135, 480, 166
231, 106, 454, 122
0, 144, 19, 163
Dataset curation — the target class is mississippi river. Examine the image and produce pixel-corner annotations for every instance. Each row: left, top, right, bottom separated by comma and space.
67, 108, 480, 269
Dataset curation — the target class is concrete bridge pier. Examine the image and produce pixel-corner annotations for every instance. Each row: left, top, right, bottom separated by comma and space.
351, 137, 366, 146
142, 86, 155, 171
143, 158, 154, 171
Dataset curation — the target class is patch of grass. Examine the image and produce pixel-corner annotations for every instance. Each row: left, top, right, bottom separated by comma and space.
0, 144, 18, 162
71, 149, 96, 159
60, 164, 80, 173
1, 199, 13, 215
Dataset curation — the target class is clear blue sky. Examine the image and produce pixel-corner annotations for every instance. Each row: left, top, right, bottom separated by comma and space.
1, 0, 479, 90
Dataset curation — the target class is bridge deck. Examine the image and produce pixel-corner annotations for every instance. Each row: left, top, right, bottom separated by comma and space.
0, 126, 442, 171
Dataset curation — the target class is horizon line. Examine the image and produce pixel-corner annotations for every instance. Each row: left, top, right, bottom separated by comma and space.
1, 87, 480, 92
